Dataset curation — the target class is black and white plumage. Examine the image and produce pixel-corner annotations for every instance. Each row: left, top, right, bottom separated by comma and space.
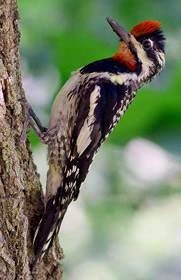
32, 18, 165, 265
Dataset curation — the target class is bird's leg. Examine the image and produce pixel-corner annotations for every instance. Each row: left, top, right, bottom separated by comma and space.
19, 99, 48, 144
28, 104, 46, 133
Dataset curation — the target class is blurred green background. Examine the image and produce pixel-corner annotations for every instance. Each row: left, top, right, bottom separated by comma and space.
19, 1, 181, 279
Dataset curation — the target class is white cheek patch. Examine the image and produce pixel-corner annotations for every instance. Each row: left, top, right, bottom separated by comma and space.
131, 35, 154, 79
76, 85, 101, 156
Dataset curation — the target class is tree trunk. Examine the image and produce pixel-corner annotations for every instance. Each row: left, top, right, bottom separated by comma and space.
0, 1, 63, 279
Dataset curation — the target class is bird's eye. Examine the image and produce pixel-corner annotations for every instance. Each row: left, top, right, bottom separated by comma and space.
142, 39, 153, 50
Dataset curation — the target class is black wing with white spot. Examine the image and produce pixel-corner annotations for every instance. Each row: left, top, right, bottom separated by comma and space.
61, 79, 137, 201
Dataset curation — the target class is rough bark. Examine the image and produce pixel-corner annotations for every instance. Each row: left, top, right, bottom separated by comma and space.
0, 1, 63, 279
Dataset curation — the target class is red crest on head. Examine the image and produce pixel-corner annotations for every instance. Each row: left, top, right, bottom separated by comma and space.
130, 20, 161, 37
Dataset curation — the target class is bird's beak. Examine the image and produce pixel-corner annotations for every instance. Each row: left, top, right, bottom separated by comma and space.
106, 17, 130, 45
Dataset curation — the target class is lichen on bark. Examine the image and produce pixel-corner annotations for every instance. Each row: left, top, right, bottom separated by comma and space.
0, 1, 63, 279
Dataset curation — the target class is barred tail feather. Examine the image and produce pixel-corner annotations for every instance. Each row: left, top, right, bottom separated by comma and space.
32, 195, 64, 267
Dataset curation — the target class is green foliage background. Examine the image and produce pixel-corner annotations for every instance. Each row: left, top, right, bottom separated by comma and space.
19, 1, 181, 279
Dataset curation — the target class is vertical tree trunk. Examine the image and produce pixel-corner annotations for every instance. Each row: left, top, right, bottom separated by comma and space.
0, 1, 63, 279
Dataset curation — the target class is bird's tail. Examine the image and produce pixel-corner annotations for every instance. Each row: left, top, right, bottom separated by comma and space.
32, 193, 66, 268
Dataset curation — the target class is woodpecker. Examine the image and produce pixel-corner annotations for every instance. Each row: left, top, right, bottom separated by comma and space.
28, 18, 165, 265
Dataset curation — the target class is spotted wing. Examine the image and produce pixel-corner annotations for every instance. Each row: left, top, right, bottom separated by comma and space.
62, 79, 137, 201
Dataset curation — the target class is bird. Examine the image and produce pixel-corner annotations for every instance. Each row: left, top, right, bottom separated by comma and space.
27, 17, 165, 266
